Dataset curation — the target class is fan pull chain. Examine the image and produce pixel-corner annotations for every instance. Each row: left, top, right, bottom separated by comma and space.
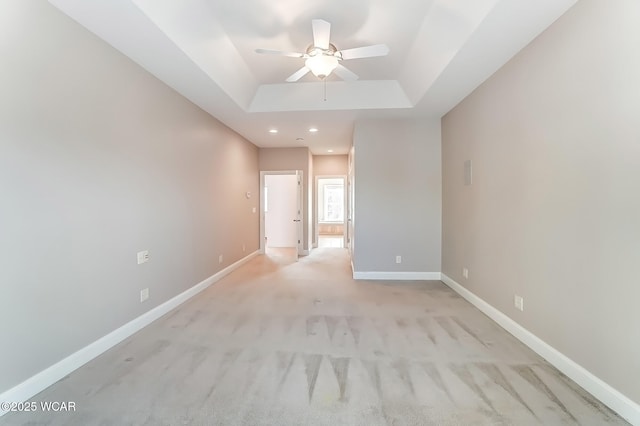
323, 78, 327, 102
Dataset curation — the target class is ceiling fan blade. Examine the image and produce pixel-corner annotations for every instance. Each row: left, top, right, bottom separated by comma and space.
333, 64, 359, 81
286, 66, 310, 82
255, 48, 304, 58
312, 19, 331, 50
339, 44, 389, 60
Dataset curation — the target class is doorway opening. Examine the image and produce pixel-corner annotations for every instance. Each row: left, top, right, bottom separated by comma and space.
260, 171, 303, 261
316, 176, 347, 248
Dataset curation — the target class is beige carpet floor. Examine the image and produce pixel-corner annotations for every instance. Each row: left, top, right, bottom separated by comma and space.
0, 248, 628, 425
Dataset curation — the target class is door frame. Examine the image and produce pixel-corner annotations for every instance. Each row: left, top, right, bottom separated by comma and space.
260, 170, 304, 257
315, 175, 348, 248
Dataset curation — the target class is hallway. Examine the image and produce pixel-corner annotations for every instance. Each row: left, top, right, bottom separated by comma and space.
1, 248, 626, 425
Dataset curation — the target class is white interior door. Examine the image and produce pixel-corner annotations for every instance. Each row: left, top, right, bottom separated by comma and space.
348, 174, 354, 256
265, 174, 298, 247
295, 171, 303, 257
261, 171, 303, 260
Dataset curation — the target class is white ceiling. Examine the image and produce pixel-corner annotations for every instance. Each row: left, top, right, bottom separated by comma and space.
49, 0, 576, 155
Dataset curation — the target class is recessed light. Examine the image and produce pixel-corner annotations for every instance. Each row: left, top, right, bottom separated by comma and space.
308, 127, 319, 133
327, 149, 334, 153
269, 129, 278, 134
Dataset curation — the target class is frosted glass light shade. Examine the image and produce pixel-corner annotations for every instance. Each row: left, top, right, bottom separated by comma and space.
305, 55, 338, 79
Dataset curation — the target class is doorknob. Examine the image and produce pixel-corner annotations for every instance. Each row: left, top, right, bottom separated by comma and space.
293, 219, 301, 222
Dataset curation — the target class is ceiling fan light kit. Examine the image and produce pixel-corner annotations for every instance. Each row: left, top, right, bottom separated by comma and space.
256, 19, 389, 82
305, 54, 338, 79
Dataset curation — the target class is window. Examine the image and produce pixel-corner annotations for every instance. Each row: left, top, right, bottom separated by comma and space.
323, 184, 344, 222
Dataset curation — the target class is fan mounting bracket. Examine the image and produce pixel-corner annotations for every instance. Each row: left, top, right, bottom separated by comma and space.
305, 43, 342, 60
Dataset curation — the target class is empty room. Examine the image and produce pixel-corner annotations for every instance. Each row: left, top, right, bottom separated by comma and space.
1, 1, 638, 425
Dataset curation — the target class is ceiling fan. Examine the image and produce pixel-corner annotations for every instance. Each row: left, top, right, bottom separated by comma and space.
255, 19, 389, 82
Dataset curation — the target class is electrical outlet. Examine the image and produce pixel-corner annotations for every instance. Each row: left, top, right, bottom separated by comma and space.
395, 255, 402, 264
514, 295, 524, 311
140, 288, 149, 302
218, 254, 223, 264
137, 250, 149, 265
252, 207, 256, 213
242, 244, 246, 252
462, 267, 469, 279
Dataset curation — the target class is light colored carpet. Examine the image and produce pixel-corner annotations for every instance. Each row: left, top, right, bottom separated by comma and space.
1, 248, 628, 425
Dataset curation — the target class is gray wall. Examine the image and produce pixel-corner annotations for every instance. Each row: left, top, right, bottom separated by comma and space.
442, 0, 640, 404
0, 1, 259, 394
258, 148, 312, 251
353, 119, 442, 274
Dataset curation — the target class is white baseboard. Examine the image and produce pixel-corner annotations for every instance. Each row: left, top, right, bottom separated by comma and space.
441, 273, 640, 426
353, 271, 442, 280
0, 250, 260, 417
